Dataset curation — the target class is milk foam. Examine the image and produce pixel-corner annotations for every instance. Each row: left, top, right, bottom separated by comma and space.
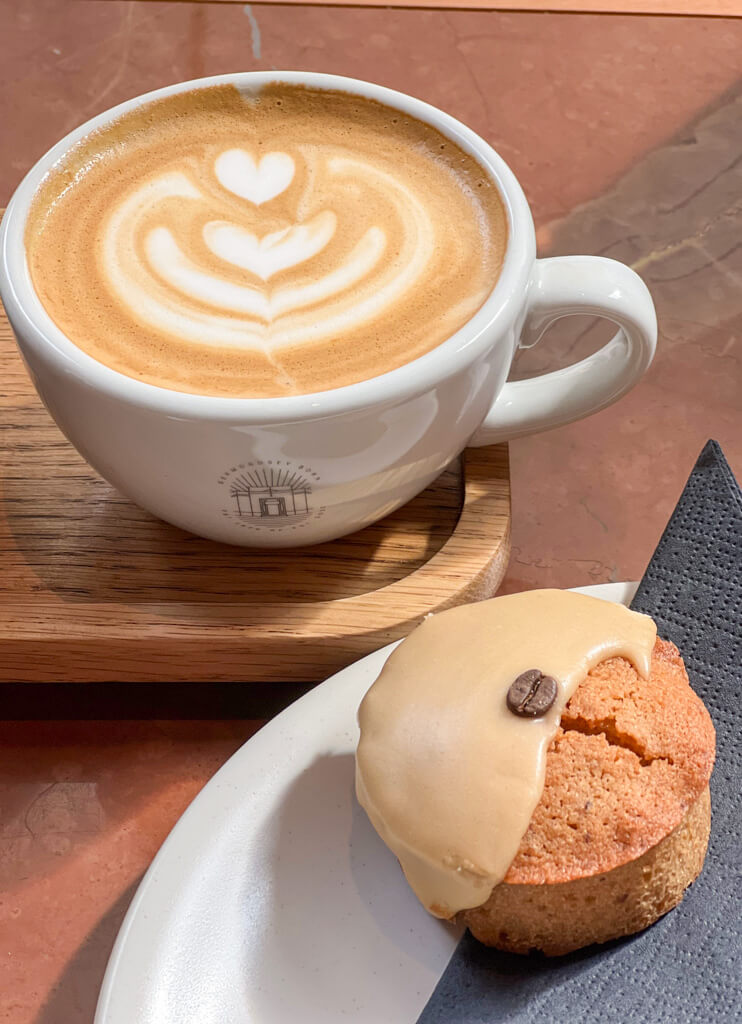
26, 84, 508, 397
101, 151, 433, 350
214, 149, 295, 205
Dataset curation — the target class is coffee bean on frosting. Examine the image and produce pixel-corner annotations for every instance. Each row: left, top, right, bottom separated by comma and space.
506, 670, 558, 717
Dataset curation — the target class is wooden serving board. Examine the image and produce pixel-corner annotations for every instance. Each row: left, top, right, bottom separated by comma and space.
0, 307, 511, 683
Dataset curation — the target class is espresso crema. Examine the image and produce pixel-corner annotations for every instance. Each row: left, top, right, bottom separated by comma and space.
25, 84, 508, 397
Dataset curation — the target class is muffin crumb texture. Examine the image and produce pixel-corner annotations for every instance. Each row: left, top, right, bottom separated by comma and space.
463, 638, 715, 955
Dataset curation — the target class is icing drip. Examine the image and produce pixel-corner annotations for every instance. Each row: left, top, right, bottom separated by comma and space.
355, 589, 657, 918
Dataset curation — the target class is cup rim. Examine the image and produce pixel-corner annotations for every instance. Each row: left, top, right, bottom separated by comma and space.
0, 70, 535, 423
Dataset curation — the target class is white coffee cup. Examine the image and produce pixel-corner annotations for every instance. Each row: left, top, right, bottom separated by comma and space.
0, 72, 656, 548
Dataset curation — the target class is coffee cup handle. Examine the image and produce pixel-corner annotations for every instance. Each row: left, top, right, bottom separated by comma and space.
468, 256, 657, 446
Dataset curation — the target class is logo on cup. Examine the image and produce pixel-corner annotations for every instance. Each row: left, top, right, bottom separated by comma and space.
218, 460, 326, 534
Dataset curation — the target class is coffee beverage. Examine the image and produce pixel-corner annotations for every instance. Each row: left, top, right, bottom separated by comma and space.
6, 72, 656, 546
26, 84, 507, 398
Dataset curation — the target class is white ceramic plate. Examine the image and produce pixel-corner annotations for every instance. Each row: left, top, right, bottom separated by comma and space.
95, 582, 638, 1024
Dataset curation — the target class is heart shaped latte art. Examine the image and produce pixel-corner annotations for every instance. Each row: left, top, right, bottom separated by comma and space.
203, 211, 337, 281
100, 152, 439, 351
214, 149, 295, 205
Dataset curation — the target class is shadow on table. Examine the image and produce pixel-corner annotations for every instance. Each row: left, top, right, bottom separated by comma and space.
35, 879, 140, 1024
0, 679, 315, 720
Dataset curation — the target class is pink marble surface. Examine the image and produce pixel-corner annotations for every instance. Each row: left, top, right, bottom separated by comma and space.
0, 721, 259, 1023
1, 4, 741, 1022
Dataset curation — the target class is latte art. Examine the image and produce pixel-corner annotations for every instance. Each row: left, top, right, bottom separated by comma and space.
26, 85, 507, 397
214, 149, 296, 205
106, 150, 435, 350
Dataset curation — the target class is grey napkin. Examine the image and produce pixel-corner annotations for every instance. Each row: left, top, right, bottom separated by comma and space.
418, 440, 742, 1024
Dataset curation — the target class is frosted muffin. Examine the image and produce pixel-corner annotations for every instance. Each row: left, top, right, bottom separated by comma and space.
355, 590, 715, 956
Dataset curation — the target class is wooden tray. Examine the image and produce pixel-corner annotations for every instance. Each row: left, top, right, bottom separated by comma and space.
0, 313, 511, 683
